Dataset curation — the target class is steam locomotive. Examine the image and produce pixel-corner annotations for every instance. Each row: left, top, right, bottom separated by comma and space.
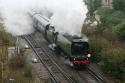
28, 10, 91, 68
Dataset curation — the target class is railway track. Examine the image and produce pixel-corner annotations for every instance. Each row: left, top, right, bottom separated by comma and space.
43, 46, 102, 83
38, 37, 106, 83
86, 65, 106, 83
77, 68, 105, 83
21, 32, 107, 83
21, 33, 77, 83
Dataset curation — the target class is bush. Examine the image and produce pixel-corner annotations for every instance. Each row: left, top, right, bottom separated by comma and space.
101, 48, 125, 79
85, 0, 125, 81
89, 35, 125, 80
0, 23, 15, 46
113, 22, 125, 39
105, 11, 124, 29
96, 8, 125, 41
97, 7, 113, 27
82, 27, 96, 36
89, 36, 112, 62
9, 55, 25, 69
23, 65, 32, 77
97, 9, 125, 29
113, 0, 125, 12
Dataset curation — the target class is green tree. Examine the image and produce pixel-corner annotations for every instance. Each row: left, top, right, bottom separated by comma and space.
113, 22, 125, 39
97, 7, 125, 29
85, 0, 101, 16
104, 11, 125, 29
113, 0, 125, 12
93, 0, 101, 10
97, 7, 113, 27
0, 23, 15, 46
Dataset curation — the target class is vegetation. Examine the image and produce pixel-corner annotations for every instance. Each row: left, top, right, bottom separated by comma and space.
0, 17, 16, 82
9, 49, 32, 78
84, 0, 125, 82
0, 52, 2, 82
113, 22, 125, 39
9, 55, 25, 69
113, 0, 125, 12
0, 22, 15, 46
83, 27, 125, 82
0, 14, 34, 82
23, 65, 32, 77
102, 48, 125, 79
85, 0, 101, 16
97, 7, 125, 40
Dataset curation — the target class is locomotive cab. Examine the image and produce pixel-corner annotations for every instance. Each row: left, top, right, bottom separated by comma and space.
71, 38, 90, 66
71, 42, 89, 56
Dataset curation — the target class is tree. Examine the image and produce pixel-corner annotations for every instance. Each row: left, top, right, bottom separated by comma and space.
113, 0, 125, 12
93, 0, 101, 10
0, 23, 15, 46
113, 22, 125, 39
86, 0, 101, 16
105, 11, 125, 29
97, 7, 113, 27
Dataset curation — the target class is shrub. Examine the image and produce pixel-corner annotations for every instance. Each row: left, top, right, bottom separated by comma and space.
97, 7, 113, 27
113, 22, 125, 39
105, 11, 124, 29
113, 0, 125, 12
98, 9, 125, 29
101, 48, 125, 79
0, 23, 15, 46
89, 35, 125, 80
9, 55, 25, 69
23, 65, 32, 77
82, 27, 96, 36
89, 36, 112, 62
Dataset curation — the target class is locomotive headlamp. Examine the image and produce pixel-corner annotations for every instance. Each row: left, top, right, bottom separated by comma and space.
87, 54, 91, 57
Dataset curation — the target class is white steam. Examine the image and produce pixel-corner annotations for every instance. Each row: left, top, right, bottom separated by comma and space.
0, 0, 88, 36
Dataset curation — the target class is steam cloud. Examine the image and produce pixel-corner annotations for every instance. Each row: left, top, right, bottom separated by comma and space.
0, 0, 88, 36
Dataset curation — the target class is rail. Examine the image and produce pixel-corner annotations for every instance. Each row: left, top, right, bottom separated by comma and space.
22, 34, 77, 83
87, 65, 106, 83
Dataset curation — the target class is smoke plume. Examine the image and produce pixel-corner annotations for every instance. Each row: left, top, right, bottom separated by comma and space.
0, 0, 88, 36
